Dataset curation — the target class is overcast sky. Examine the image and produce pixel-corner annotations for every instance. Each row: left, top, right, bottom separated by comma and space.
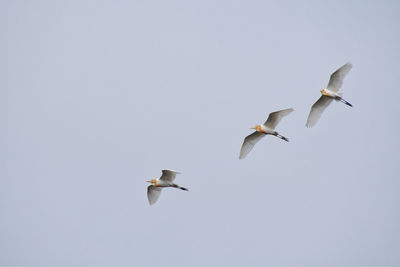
1, 1, 400, 266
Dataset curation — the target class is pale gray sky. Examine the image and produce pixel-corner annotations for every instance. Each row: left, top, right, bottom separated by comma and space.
1, 1, 400, 266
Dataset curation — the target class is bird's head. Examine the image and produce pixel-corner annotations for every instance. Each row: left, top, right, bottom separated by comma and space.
320, 89, 326, 95
250, 125, 261, 132
146, 179, 156, 185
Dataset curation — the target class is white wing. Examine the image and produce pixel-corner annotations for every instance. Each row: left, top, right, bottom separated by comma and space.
327, 62, 352, 92
160, 169, 181, 182
306, 96, 333, 128
264, 108, 294, 129
239, 131, 265, 159
147, 185, 162, 205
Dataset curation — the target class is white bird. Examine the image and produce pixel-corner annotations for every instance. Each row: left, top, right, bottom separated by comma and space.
306, 62, 353, 128
239, 108, 294, 160
146, 170, 188, 205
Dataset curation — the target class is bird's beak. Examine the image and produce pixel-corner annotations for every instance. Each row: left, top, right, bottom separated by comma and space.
250, 126, 256, 130
146, 180, 152, 183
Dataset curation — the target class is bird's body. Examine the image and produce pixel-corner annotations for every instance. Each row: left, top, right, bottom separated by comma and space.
253, 124, 276, 135
239, 108, 293, 159
321, 88, 340, 98
306, 62, 353, 128
146, 170, 188, 205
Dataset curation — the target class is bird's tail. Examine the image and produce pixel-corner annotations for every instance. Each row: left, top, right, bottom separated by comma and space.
338, 97, 353, 107
173, 184, 189, 191
276, 134, 289, 142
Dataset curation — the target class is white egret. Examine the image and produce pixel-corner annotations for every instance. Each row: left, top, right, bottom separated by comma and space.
239, 108, 294, 159
306, 62, 353, 128
146, 170, 188, 205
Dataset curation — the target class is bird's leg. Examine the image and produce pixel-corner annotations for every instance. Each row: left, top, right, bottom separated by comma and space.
172, 184, 189, 191
275, 133, 289, 142
337, 97, 353, 107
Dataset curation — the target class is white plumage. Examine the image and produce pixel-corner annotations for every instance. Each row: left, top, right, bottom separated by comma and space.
239, 108, 293, 159
146, 170, 188, 205
306, 62, 353, 128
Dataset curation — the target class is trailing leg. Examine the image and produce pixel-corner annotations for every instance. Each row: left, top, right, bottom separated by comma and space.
275, 133, 289, 142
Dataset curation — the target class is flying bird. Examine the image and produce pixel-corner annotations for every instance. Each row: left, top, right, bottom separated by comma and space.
239, 108, 294, 160
306, 62, 353, 128
146, 170, 188, 205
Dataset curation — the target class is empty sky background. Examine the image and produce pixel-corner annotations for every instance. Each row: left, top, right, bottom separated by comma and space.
1, 1, 400, 266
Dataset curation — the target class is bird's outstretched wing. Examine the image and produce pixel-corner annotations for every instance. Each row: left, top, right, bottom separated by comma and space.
306, 96, 333, 128
327, 62, 352, 92
264, 108, 294, 129
239, 131, 265, 159
160, 170, 180, 182
147, 185, 162, 205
